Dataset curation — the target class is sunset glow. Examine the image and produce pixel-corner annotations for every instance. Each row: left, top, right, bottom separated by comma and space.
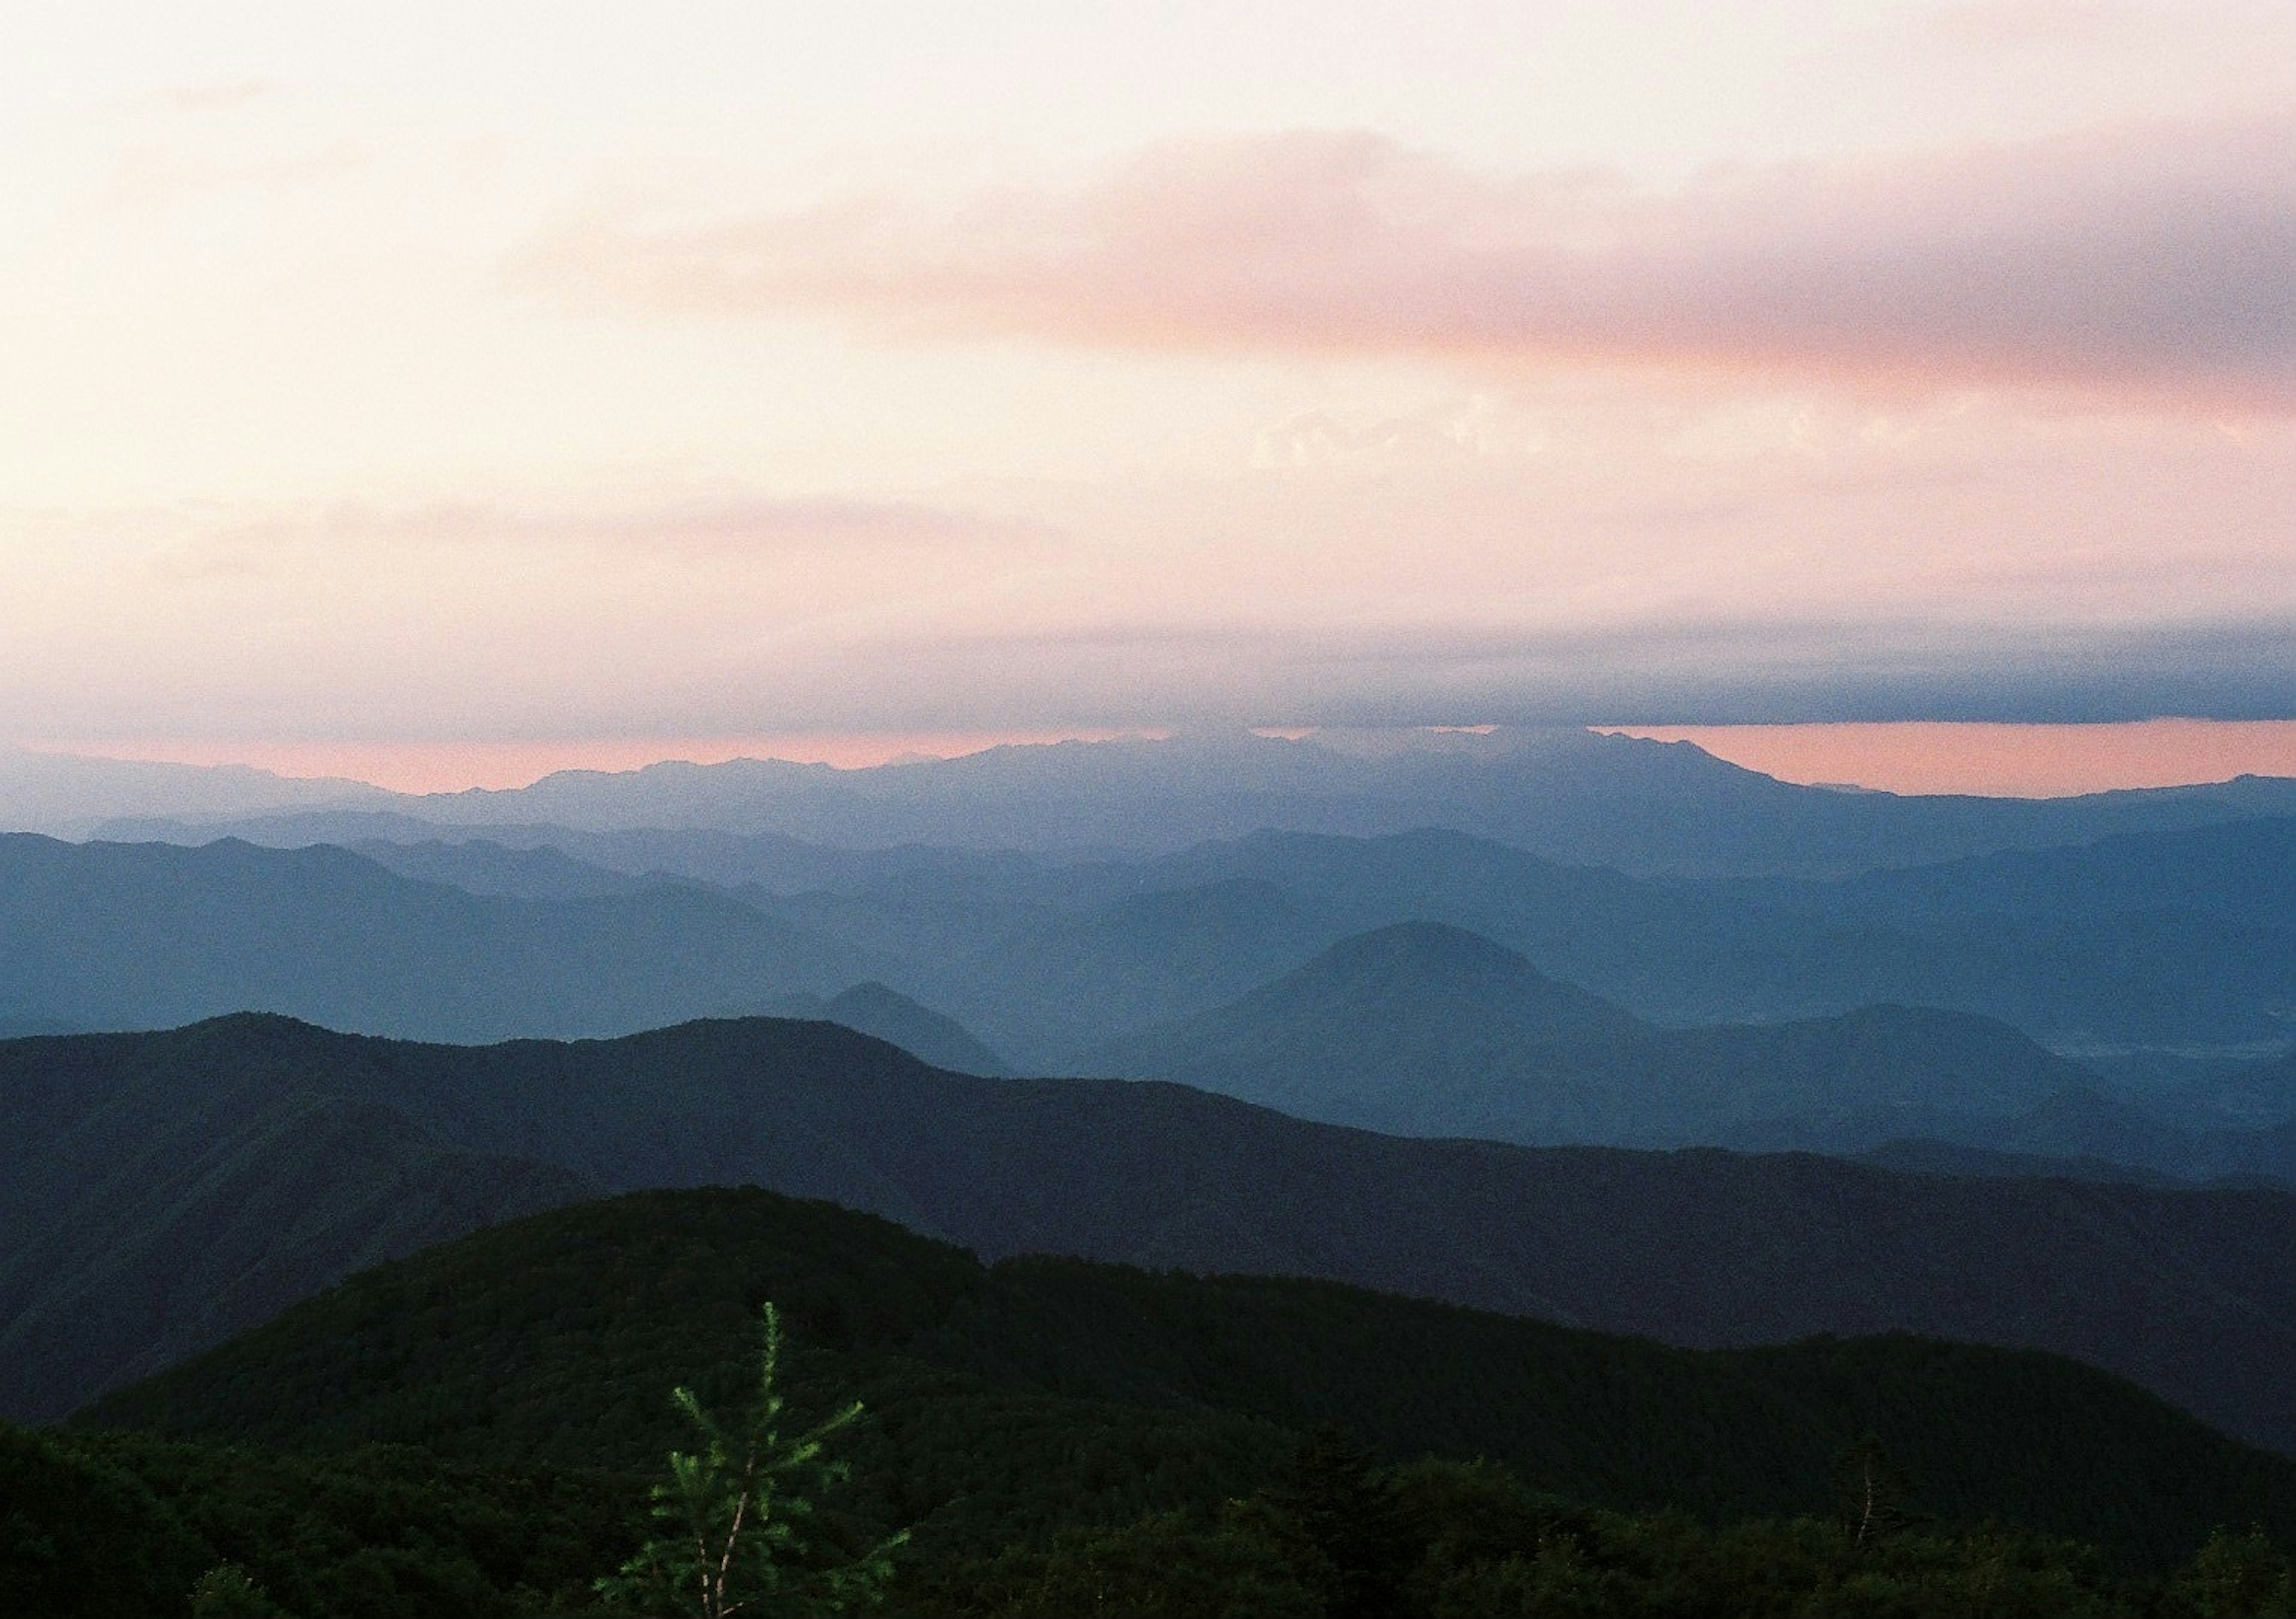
28, 730, 1156, 795
1608, 719, 2296, 798
4, 3, 2289, 783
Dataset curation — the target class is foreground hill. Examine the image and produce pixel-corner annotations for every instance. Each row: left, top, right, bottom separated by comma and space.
0, 1024, 596, 1418
0, 832, 869, 1040
80, 1186, 2296, 1575
1084, 921, 2100, 1150
8, 1015, 2292, 1453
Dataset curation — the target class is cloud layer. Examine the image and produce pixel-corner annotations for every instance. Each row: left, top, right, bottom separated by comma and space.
535, 117, 2296, 407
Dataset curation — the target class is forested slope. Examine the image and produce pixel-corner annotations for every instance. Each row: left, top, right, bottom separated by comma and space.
9, 1015, 2292, 1452
83, 1186, 2296, 1573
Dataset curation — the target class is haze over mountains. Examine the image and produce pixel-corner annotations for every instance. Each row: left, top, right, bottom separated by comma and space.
13, 812, 2295, 1073
1087, 921, 2087, 1142
0, 832, 869, 1043
72, 726, 2296, 874
16, 3, 2296, 1602
6, 730, 2295, 1502
1080, 920, 2296, 1180
0, 743, 393, 840
12, 731, 2295, 1209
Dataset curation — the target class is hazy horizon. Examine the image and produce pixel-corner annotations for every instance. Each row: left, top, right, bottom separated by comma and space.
11, 717, 2296, 801
4, 4, 2289, 768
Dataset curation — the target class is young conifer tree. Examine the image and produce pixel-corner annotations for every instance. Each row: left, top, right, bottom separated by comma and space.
597, 1302, 905, 1618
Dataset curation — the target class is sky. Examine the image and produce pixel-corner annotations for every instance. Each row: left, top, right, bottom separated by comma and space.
4, 2, 2291, 793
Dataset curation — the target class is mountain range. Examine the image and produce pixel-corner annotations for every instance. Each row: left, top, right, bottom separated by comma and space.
1087, 921, 2088, 1143
1082, 919, 2296, 1180
0, 832, 869, 1042
18, 819, 2296, 1067
79, 726, 2296, 875
7, 1013, 2291, 1456
77, 1184, 2296, 1574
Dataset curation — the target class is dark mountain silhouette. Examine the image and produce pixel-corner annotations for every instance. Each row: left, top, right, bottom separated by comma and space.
1849, 1138, 2184, 1185
0, 833, 872, 1041
8, 1015, 2291, 1452
0, 1027, 593, 1418
756, 980, 1011, 1076
78, 1186, 2296, 1572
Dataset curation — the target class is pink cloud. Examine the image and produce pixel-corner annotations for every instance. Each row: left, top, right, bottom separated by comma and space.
135, 77, 282, 115
149, 492, 1054, 578
530, 117, 2296, 407
1921, 0, 2131, 48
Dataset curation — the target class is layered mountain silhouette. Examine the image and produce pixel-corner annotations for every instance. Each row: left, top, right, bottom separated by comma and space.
754, 980, 1010, 1076
749, 822, 2296, 1058
56, 812, 2296, 1056
7, 1014, 2291, 1454
1083, 921, 2108, 1150
0, 832, 871, 1041
81, 726, 2296, 876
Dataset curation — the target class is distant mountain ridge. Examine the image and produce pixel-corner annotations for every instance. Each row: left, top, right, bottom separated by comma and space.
753, 980, 1011, 1076
79, 726, 2296, 876
0, 832, 871, 1041
1083, 921, 2116, 1151
7, 1013, 2291, 1453
16, 819, 2296, 1065
1753, 812, 2296, 930
0, 744, 387, 839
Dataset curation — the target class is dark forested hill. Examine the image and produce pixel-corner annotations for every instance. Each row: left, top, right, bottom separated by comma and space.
0, 1027, 594, 1419
9, 1015, 2291, 1453
0, 832, 871, 1040
79, 1186, 2296, 1574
